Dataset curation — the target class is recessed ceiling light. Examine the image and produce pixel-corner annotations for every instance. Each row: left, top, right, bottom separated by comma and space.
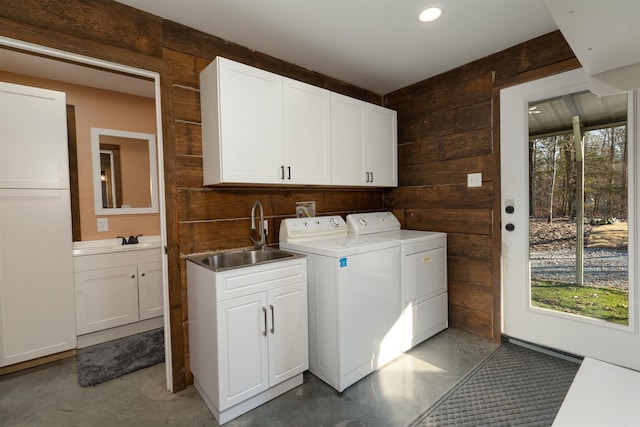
419, 6, 442, 22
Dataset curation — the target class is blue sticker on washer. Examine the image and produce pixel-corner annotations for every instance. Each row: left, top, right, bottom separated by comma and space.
339, 257, 347, 268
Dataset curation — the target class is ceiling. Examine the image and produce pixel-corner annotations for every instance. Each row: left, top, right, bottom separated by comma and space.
115, 0, 560, 94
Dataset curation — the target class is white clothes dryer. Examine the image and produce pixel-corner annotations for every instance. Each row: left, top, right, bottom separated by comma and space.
279, 215, 402, 392
347, 211, 448, 351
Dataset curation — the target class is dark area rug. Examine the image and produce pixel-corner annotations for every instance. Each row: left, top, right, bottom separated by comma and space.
409, 342, 580, 427
76, 328, 165, 387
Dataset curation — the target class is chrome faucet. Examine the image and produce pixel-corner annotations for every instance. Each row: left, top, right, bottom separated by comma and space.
250, 200, 266, 250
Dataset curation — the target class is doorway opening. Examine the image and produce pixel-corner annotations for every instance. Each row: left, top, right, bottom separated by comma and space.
0, 36, 172, 390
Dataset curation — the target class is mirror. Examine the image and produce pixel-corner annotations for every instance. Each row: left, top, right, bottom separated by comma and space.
91, 128, 158, 215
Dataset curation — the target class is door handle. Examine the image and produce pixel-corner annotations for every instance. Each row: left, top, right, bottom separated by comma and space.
270, 304, 275, 334
287, 166, 291, 180
262, 307, 268, 336
280, 166, 285, 180
505, 223, 515, 232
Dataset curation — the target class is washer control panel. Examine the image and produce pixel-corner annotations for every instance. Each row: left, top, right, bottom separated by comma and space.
280, 215, 348, 242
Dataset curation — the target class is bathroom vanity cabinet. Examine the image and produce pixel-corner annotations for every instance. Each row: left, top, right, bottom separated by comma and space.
73, 247, 163, 335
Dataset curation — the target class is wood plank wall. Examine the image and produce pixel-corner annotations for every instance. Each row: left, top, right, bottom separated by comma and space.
383, 31, 579, 340
0, 0, 384, 391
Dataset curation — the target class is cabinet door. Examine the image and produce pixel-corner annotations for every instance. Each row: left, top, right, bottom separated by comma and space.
366, 104, 398, 187
330, 93, 366, 185
204, 57, 283, 184
0, 189, 76, 366
267, 283, 308, 386
0, 82, 69, 189
217, 293, 269, 410
138, 261, 163, 320
283, 78, 331, 184
75, 265, 140, 335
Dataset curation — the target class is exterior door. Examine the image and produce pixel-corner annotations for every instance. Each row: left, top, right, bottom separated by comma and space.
500, 68, 640, 370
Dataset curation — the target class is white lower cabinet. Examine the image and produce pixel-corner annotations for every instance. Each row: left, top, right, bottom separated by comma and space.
187, 256, 308, 425
74, 249, 162, 335
138, 261, 163, 320
0, 189, 76, 367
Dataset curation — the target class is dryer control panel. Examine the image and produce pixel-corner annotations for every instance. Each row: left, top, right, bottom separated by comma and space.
346, 211, 401, 235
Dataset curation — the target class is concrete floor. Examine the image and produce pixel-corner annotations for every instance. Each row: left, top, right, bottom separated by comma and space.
0, 328, 498, 427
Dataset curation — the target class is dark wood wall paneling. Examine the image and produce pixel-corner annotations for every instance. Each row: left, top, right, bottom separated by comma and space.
383, 31, 579, 340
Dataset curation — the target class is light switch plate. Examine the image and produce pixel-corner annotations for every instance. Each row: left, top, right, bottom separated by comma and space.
97, 217, 109, 232
467, 173, 482, 188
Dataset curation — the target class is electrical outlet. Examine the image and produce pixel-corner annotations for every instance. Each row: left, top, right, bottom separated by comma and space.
97, 217, 109, 232
467, 173, 482, 188
263, 219, 269, 236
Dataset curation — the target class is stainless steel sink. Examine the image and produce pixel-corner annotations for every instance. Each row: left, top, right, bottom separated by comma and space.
188, 248, 304, 272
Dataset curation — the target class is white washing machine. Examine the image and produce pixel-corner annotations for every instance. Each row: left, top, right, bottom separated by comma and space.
279, 215, 402, 392
347, 211, 448, 351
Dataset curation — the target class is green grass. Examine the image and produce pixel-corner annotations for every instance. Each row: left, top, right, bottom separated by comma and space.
531, 279, 629, 325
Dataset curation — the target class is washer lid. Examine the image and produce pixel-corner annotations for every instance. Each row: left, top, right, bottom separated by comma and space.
346, 211, 401, 234
373, 229, 447, 243
280, 235, 399, 257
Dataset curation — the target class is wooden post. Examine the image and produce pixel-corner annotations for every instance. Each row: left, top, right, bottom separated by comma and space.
573, 116, 584, 286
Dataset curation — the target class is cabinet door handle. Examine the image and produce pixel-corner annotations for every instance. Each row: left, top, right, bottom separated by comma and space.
141, 272, 146, 277
280, 165, 285, 180
287, 166, 291, 180
262, 307, 268, 336
365, 172, 370, 182
370, 171, 373, 183
131, 275, 136, 279
270, 304, 275, 334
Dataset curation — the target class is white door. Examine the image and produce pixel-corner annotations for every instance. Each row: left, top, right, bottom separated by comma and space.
0, 189, 76, 365
216, 58, 283, 184
138, 261, 163, 320
283, 78, 331, 184
331, 93, 366, 185
217, 293, 269, 410
267, 283, 308, 385
366, 104, 398, 187
74, 265, 140, 334
501, 68, 640, 370
0, 82, 69, 189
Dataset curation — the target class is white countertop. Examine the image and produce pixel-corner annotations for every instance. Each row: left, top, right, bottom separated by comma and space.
72, 235, 162, 256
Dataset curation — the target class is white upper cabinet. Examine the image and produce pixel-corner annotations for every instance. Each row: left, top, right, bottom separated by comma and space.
0, 82, 69, 189
200, 56, 396, 187
331, 93, 397, 187
282, 78, 331, 184
330, 93, 366, 185
201, 57, 283, 185
365, 103, 398, 187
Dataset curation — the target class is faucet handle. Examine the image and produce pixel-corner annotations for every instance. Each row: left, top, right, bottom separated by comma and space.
117, 236, 127, 245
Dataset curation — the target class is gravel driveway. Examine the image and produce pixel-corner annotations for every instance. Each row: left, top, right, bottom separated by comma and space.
530, 248, 628, 290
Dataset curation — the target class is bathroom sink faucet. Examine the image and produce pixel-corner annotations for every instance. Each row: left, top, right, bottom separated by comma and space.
250, 200, 266, 250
